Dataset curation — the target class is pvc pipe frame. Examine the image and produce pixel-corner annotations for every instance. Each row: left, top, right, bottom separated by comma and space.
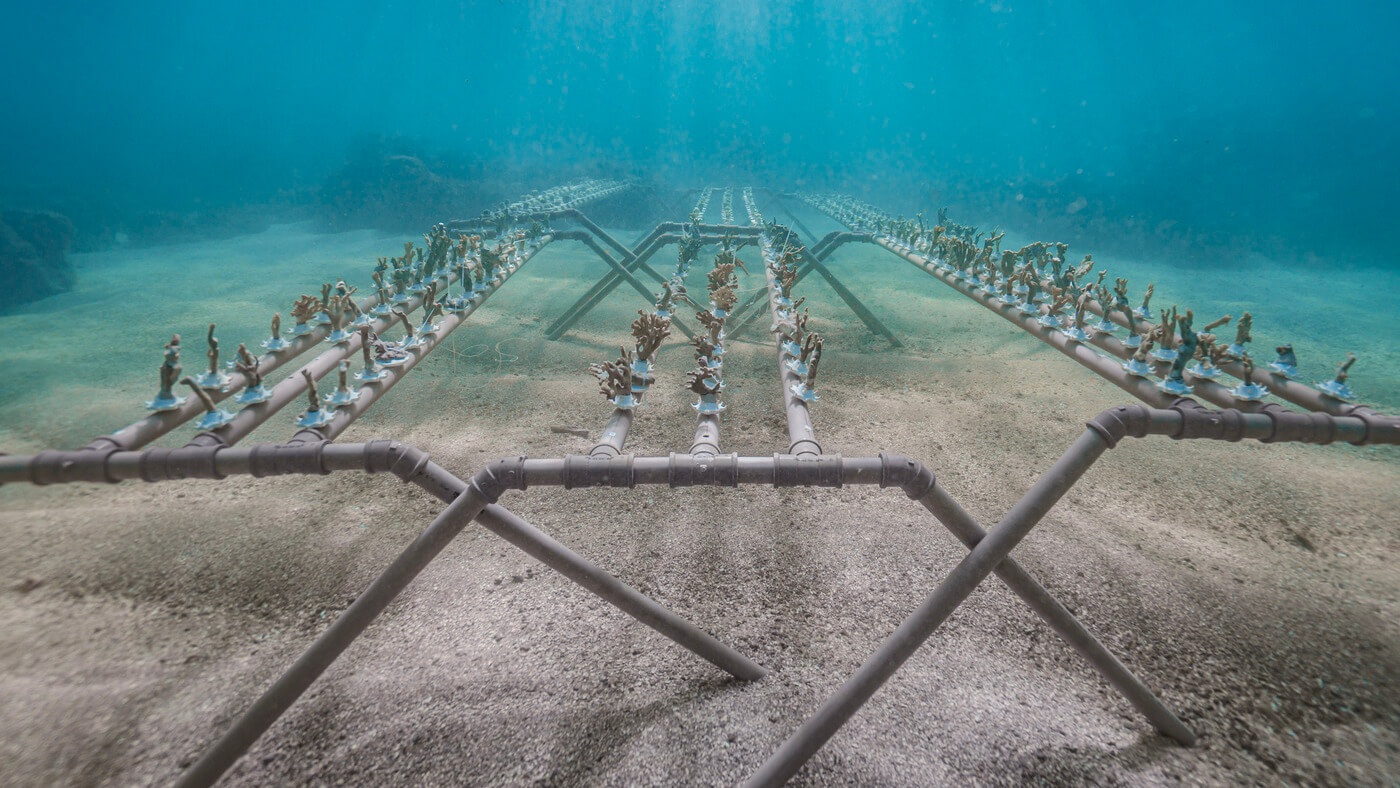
790, 225, 1274, 414
546, 226, 762, 340
89, 261, 455, 452
727, 230, 854, 334
743, 398, 1398, 786
98, 185, 629, 454
181, 238, 553, 450
3, 399, 1397, 784
804, 198, 1384, 418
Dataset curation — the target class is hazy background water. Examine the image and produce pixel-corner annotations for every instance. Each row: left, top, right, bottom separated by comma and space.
3, 0, 1397, 264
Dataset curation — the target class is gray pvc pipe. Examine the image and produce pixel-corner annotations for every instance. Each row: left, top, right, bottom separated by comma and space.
889, 243, 1179, 408
895, 259, 1275, 415
558, 229, 669, 286
309, 246, 547, 443
590, 408, 634, 457
796, 245, 902, 346
690, 413, 722, 457
545, 231, 758, 340
214, 239, 550, 446
174, 483, 494, 788
729, 231, 865, 336
545, 234, 666, 338
1063, 281, 1353, 414
89, 268, 460, 452
762, 248, 821, 457
1080, 325, 1275, 413
744, 429, 1112, 787
556, 209, 636, 262
840, 218, 1363, 416
915, 485, 1196, 745
7, 397, 1390, 489
475, 504, 765, 680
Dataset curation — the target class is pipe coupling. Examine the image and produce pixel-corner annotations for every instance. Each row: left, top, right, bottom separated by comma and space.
668, 453, 739, 487
1257, 403, 1338, 445
1168, 398, 1248, 441
1343, 405, 1400, 445
773, 453, 843, 488
138, 446, 229, 482
248, 441, 330, 478
28, 446, 124, 485
563, 453, 635, 489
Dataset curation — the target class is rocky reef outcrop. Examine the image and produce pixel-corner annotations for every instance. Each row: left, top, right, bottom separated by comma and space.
0, 209, 75, 311
317, 138, 498, 231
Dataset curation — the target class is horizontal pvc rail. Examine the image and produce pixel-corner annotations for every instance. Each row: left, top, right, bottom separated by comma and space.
10, 400, 1395, 491
871, 237, 1272, 411
760, 240, 822, 458
441, 182, 634, 230
288, 239, 553, 443
806, 196, 1380, 417
177, 238, 549, 448
88, 269, 449, 453
96, 190, 633, 453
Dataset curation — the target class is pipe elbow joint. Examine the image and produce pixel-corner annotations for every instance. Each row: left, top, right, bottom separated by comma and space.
362, 439, 431, 483
1085, 404, 1153, 448
879, 453, 935, 499
470, 456, 529, 503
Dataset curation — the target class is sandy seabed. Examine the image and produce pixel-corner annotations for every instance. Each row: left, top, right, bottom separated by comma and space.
0, 206, 1398, 786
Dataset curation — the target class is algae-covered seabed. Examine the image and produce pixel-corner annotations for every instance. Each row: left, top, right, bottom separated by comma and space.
1, 205, 1398, 786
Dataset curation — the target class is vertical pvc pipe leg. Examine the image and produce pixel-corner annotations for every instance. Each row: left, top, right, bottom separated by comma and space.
744, 429, 1110, 787
917, 486, 1196, 745
175, 485, 493, 788
475, 505, 765, 681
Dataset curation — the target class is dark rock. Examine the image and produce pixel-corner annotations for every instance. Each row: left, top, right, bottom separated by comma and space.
0, 209, 75, 311
316, 137, 501, 232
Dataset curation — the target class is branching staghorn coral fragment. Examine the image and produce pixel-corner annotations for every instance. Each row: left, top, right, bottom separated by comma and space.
684, 368, 722, 397
589, 348, 634, 401
632, 310, 671, 362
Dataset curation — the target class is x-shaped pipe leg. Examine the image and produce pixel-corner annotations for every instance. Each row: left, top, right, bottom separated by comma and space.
746, 430, 1192, 786
179, 488, 762, 788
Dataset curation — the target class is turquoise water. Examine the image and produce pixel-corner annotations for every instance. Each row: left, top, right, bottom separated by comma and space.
1, 2, 1397, 443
